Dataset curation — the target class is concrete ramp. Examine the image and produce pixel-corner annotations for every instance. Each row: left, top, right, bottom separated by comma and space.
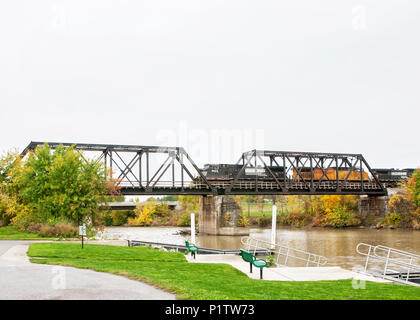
185, 254, 391, 283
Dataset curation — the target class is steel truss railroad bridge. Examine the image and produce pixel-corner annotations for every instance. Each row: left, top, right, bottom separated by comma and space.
21, 142, 387, 196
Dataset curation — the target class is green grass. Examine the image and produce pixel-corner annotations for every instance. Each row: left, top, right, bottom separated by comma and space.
0, 226, 55, 240
240, 203, 275, 216
28, 243, 420, 300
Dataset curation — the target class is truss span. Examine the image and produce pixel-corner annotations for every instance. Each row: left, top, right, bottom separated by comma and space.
21, 142, 387, 196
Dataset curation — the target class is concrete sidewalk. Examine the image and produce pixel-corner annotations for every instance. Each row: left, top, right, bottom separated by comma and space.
0, 241, 175, 300
185, 253, 391, 283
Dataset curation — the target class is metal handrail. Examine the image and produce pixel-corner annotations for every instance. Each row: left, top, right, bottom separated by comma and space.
356, 243, 420, 286
241, 236, 328, 267
373, 245, 420, 261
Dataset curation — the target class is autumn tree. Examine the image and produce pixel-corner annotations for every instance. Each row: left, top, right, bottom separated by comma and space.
178, 195, 200, 212
385, 169, 420, 227
0, 151, 26, 225
406, 169, 420, 209
0, 150, 24, 196
17, 144, 107, 227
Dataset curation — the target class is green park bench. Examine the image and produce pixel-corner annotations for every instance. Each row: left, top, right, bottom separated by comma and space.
185, 241, 199, 259
240, 249, 268, 279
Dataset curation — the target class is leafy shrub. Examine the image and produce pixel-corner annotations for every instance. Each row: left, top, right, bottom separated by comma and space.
238, 214, 250, 227
222, 212, 231, 227
177, 213, 191, 227
406, 169, 420, 207
128, 202, 172, 226
279, 212, 311, 227
323, 207, 360, 228
383, 212, 402, 227
53, 223, 78, 238
256, 215, 271, 227
0, 191, 30, 227
110, 210, 133, 226
27, 223, 43, 233
38, 224, 54, 237
0, 192, 16, 226
99, 211, 114, 226
388, 194, 415, 215
178, 195, 199, 211
154, 204, 170, 217
10, 205, 34, 231
128, 203, 155, 226
36, 222, 78, 238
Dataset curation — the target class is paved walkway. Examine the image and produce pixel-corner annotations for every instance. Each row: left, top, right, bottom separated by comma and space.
0, 241, 175, 300
186, 253, 391, 283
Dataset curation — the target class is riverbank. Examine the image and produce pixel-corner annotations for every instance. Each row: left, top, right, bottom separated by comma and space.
104, 216, 420, 231
28, 242, 420, 300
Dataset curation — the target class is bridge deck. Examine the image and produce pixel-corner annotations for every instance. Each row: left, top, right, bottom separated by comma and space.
121, 180, 385, 195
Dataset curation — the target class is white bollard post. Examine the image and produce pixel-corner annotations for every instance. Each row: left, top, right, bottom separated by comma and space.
271, 205, 277, 248
190, 213, 196, 244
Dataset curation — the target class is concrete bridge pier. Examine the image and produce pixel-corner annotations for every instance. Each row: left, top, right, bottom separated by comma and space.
358, 195, 388, 217
199, 195, 250, 236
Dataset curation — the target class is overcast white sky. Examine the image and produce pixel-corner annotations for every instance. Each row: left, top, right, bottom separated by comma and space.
0, 0, 419, 169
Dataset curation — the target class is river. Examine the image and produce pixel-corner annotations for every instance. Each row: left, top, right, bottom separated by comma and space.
96, 226, 420, 270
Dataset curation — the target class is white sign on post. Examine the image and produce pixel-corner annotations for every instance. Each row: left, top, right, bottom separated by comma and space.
79, 224, 86, 236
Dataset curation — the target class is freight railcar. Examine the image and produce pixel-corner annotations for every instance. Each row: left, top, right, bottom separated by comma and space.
292, 167, 369, 182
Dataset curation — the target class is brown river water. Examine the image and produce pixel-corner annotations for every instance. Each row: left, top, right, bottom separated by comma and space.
96, 226, 420, 270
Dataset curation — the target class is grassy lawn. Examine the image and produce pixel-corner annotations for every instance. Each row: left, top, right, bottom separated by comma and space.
0, 226, 55, 240
240, 203, 275, 216
28, 243, 420, 300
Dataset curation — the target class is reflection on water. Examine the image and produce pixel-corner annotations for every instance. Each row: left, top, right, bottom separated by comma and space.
98, 226, 420, 270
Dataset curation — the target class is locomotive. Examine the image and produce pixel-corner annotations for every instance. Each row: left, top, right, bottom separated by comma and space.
200, 164, 285, 182
292, 167, 369, 182
371, 168, 415, 183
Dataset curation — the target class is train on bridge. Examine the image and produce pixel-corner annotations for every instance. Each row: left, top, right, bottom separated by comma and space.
197, 164, 415, 185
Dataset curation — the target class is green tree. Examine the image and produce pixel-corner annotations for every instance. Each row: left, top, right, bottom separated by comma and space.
178, 195, 199, 211
0, 150, 24, 197
161, 195, 178, 202
18, 144, 106, 226
0, 151, 27, 225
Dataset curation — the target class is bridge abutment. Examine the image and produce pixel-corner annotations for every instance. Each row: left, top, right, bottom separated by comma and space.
358, 195, 388, 217
199, 195, 249, 236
